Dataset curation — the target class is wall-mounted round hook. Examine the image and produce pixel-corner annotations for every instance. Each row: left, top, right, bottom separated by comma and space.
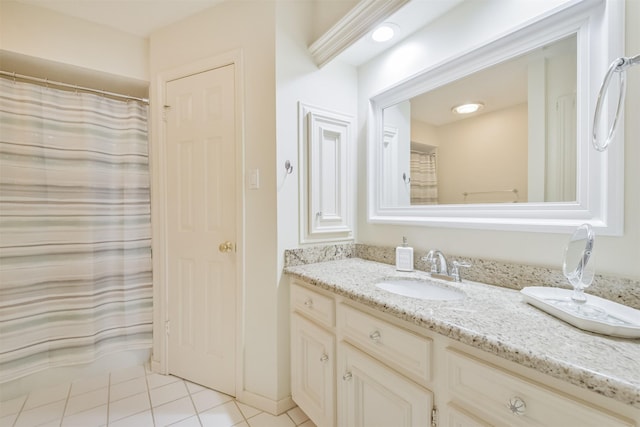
285, 160, 294, 174
402, 172, 410, 184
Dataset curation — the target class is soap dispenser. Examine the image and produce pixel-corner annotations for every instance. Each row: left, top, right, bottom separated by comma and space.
395, 237, 414, 272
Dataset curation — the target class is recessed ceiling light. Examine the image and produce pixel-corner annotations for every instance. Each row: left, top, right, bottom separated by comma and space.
371, 23, 398, 43
452, 102, 484, 114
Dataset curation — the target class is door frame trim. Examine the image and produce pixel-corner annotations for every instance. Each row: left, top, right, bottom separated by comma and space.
150, 50, 245, 398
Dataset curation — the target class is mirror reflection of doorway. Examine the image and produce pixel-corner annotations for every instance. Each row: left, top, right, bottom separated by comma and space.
410, 143, 438, 205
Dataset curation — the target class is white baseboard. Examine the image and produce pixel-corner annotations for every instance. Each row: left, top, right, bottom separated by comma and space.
236, 389, 296, 416
150, 358, 165, 374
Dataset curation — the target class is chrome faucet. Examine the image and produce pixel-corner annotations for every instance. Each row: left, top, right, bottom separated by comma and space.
422, 249, 471, 282
424, 249, 449, 276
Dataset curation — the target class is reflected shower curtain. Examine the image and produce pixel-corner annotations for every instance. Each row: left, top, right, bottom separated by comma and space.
0, 78, 152, 383
410, 151, 438, 205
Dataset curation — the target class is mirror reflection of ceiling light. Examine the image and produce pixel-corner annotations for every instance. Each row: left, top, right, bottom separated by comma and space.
371, 23, 398, 42
451, 102, 484, 114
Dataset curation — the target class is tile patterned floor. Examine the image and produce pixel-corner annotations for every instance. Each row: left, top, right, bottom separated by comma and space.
0, 365, 315, 427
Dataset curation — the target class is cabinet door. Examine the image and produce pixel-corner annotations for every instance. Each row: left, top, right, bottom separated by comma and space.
298, 103, 354, 242
291, 313, 335, 427
337, 342, 433, 427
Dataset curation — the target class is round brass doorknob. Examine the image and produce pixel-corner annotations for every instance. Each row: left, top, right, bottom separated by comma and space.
219, 241, 234, 253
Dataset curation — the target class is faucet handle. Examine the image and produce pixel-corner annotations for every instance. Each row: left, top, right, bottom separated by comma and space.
422, 249, 442, 273
450, 260, 472, 282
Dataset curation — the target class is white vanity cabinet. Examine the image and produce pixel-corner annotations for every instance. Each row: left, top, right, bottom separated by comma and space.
289, 279, 638, 427
290, 283, 336, 427
291, 280, 435, 427
336, 303, 434, 427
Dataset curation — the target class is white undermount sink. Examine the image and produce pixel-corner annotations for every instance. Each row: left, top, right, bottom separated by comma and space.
375, 278, 466, 301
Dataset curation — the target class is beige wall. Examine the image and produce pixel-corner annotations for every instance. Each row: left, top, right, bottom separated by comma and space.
309, 0, 359, 43
411, 119, 439, 148
436, 104, 528, 204
0, 0, 148, 85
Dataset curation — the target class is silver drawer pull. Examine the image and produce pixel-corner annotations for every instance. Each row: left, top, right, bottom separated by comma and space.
369, 330, 381, 342
304, 298, 313, 309
507, 396, 527, 416
320, 353, 329, 363
343, 372, 353, 381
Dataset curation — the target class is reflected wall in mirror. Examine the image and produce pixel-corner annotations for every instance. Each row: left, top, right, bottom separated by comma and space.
381, 35, 577, 207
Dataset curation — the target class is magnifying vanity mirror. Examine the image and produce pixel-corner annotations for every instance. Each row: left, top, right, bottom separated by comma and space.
367, 0, 624, 235
561, 224, 598, 310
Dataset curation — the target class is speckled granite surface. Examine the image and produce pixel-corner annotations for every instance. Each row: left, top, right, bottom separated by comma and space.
284, 243, 355, 266
284, 258, 640, 409
284, 243, 640, 310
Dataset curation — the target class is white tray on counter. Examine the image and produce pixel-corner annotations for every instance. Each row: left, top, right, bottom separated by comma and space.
520, 287, 640, 338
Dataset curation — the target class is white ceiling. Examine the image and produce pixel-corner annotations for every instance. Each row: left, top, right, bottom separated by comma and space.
15, 0, 225, 37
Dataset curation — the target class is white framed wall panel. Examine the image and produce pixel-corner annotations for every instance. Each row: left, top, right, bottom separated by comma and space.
299, 103, 354, 243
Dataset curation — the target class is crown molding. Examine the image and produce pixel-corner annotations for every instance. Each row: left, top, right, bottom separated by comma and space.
308, 0, 409, 68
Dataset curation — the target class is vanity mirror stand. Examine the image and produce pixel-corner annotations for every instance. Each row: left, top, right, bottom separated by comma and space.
557, 223, 604, 317
521, 226, 640, 338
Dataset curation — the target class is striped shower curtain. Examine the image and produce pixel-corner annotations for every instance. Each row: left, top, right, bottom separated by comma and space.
410, 151, 438, 205
0, 77, 152, 383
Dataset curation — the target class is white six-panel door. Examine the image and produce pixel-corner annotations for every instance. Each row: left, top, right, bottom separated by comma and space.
165, 65, 236, 395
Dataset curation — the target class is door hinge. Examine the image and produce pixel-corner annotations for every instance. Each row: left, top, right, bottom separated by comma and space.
163, 105, 171, 122
165, 320, 170, 336
431, 407, 438, 427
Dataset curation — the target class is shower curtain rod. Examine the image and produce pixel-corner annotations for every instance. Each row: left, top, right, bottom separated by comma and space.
0, 70, 149, 104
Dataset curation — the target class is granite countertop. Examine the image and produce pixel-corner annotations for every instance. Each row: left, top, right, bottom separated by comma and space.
284, 258, 640, 409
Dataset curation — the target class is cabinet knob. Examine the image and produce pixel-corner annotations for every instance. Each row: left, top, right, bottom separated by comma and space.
369, 330, 381, 342
320, 353, 329, 363
342, 372, 353, 381
304, 298, 313, 309
507, 396, 527, 416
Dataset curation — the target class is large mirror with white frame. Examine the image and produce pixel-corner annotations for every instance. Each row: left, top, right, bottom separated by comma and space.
368, 0, 624, 235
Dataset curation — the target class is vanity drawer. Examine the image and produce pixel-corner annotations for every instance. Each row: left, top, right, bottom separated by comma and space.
338, 303, 432, 385
291, 282, 335, 328
445, 403, 492, 427
446, 348, 634, 427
